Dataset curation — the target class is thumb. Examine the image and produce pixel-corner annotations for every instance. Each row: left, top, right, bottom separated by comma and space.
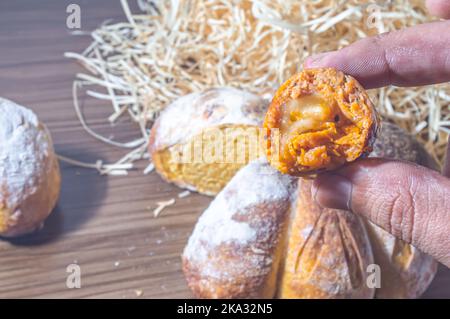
312, 158, 450, 267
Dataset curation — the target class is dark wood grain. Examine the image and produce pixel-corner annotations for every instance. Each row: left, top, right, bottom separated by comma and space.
0, 0, 448, 299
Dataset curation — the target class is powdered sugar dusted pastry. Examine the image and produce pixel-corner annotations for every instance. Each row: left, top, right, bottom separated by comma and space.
0, 98, 61, 237
149, 88, 268, 196
182, 159, 374, 299
182, 159, 297, 298
182, 122, 437, 299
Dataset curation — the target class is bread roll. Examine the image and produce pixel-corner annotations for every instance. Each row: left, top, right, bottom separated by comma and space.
149, 88, 267, 196
182, 122, 437, 299
279, 179, 374, 299
182, 159, 297, 298
264, 68, 379, 175
0, 98, 61, 237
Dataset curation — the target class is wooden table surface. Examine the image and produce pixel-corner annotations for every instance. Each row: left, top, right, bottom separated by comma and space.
0, 0, 449, 299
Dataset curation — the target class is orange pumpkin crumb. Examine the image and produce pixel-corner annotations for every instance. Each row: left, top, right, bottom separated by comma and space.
264, 68, 380, 175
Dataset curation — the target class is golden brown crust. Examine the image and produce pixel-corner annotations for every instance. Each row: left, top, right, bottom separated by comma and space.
279, 179, 375, 299
264, 68, 379, 176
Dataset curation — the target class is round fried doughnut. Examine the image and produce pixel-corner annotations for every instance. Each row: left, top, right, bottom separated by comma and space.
264, 68, 380, 175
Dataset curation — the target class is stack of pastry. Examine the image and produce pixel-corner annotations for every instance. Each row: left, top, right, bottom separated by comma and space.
149, 68, 437, 299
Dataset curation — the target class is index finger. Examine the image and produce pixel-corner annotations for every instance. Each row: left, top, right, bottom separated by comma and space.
304, 21, 450, 89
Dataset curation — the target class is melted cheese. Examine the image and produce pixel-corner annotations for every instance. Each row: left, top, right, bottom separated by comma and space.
280, 95, 337, 153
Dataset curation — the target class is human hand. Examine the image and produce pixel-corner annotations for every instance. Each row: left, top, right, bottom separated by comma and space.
305, 0, 450, 267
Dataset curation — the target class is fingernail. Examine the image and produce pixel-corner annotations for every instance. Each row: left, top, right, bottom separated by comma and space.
304, 51, 334, 68
312, 173, 353, 210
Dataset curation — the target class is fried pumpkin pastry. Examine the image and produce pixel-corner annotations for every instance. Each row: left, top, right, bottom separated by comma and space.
264, 68, 380, 175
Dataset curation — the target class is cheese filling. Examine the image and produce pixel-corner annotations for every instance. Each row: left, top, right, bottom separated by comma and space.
278, 94, 351, 170
280, 95, 337, 144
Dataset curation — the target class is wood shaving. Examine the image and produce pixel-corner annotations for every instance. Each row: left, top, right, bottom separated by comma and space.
177, 190, 191, 198
143, 163, 155, 175
153, 198, 176, 217
134, 289, 144, 297
57, 154, 133, 176
64, 0, 449, 172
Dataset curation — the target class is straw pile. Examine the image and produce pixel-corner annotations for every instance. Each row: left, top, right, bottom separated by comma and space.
64, 0, 449, 174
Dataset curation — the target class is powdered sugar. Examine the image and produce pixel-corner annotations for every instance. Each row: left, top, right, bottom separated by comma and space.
228, 160, 295, 212
152, 88, 266, 151
0, 98, 52, 210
